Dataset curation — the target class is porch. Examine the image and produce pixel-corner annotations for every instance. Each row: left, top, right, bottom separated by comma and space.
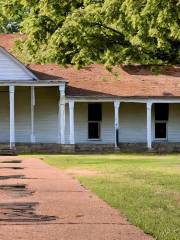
70, 100, 180, 152
0, 84, 65, 152
1, 85, 180, 153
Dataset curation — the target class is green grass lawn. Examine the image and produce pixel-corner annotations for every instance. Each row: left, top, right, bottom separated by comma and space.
40, 154, 180, 240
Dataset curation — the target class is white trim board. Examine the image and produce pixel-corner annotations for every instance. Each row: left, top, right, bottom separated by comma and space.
66, 98, 180, 103
0, 81, 66, 87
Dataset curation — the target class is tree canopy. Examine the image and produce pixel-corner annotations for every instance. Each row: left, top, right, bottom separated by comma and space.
1, 0, 180, 66
0, 0, 25, 33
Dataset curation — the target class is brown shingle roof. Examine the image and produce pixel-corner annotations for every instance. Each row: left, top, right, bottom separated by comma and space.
0, 34, 180, 98
29, 64, 180, 98
0, 34, 23, 53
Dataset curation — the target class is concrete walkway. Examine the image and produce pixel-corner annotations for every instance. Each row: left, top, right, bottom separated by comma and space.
0, 156, 153, 240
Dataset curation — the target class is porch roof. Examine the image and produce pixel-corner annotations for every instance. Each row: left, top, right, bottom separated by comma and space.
0, 34, 180, 98
29, 64, 180, 98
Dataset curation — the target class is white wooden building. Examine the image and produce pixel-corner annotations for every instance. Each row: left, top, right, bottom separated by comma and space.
0, 34, 180, 153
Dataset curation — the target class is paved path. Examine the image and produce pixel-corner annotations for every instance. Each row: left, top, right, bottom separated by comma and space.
0, 156, 153, 240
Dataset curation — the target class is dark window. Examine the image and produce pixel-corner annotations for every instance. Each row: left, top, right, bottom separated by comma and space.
88, 104, 102, 121
155, 122, 167, 139
88, 104, 102, 139
155, 104, 169, 121
88, 122, 100, 139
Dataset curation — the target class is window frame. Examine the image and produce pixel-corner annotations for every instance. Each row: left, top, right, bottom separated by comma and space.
155, 103, 169, 121
87, 103, 102, 141
88, 121, 101, 141
88, 103, 102, 122
154, 120, 168, 141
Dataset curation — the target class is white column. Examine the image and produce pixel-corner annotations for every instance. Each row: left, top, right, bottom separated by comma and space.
69, 100, 75, 144
31, 86, 35, 143
147, 102, 152, 149
9, 86, 15, 149
58, 84, 66, 144
114, 100, 120, 148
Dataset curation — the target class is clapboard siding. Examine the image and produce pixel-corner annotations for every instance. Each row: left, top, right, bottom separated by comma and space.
65, 103, 70, 144
34, 87, 59, 143
74, 102, 114, 144
119, 103, 147, 143
74, 103, 88, 143
163, 104, 180, 142
0, 50, 33, 80
15, 87, 31, 142
0, 87, 10, 142
101, 103, 114, 143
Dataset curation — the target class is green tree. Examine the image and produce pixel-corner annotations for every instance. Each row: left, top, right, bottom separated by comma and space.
2, 0, 180, 66
0, 0, 25, 33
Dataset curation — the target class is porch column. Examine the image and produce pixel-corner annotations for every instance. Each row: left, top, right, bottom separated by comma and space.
58, 84, 66, 144
31, 86, 35, 143
9, 86, 15, 149
114, 100, 120, 148
69, 100, 75, 144
147, 102, 152, 149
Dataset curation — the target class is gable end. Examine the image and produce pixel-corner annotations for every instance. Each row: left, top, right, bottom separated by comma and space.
0, 47, 38, 81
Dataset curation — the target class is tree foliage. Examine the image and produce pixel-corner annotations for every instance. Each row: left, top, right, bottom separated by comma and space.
0, 0, 25, 33
1, 0, 180, 66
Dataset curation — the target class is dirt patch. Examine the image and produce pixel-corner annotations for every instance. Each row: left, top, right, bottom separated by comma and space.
0, 175, 25, 180
0, 160, 21, 164
0, 167, 24, 170
0, 175, 35, 180
0, 184, 34, 197
65, 168, 102, 177
0, 202, 57, 223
